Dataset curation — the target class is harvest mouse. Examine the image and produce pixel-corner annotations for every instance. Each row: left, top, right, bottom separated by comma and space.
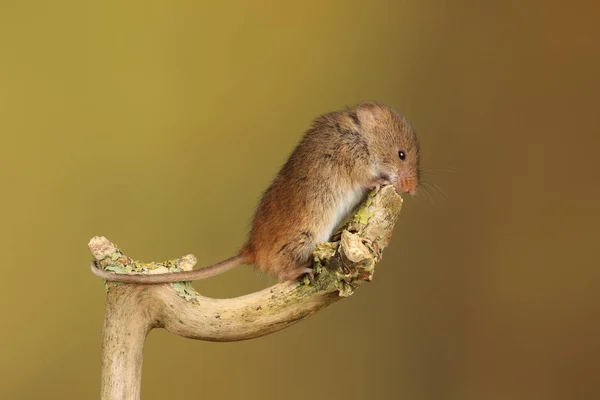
91, 102, 420, 283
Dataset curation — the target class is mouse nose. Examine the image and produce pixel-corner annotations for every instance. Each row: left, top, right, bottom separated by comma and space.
397, 177, 417, 196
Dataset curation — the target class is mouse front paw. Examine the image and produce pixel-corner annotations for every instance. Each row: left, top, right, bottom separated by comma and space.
368, 175, 391, 190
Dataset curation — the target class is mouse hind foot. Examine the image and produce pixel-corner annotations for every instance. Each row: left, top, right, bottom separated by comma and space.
278, 267, 314, 282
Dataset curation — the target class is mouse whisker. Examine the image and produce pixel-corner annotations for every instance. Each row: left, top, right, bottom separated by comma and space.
430, 182, 449, 200
419, 181, 449, 204
417, 184, 435, 205
420, 165, 460, 174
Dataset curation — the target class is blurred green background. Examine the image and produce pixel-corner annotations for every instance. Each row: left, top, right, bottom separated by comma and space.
1, 1, 599, 399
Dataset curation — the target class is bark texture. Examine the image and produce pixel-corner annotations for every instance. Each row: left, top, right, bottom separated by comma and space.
89, 185, 403, 400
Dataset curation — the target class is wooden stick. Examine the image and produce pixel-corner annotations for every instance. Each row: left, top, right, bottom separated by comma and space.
89, 185, 403, 400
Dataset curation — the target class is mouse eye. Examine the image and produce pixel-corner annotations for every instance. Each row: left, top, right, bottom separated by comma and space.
398, 150, 406, 160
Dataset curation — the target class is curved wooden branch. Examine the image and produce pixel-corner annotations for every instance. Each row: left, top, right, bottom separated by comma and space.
90, 185, 403, 400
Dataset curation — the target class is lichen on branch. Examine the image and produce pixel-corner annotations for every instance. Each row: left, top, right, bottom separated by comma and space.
89, 185, 403, 400
89, 185, 402, 301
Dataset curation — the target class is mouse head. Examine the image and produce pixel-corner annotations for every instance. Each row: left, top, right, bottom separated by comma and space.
356, 102, 420, 195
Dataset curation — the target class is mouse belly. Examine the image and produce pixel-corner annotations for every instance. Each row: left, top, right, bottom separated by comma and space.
315, 185, 367, 243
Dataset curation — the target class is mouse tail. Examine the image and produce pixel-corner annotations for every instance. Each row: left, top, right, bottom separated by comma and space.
90, 254, 248, 284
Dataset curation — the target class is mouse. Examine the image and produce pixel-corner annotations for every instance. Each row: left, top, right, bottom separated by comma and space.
91, 102, 420, 284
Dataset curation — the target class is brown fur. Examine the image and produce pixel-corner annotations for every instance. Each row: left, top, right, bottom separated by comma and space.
91, 102, 420, 284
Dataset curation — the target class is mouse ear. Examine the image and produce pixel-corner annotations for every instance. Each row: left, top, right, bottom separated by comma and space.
356, 102, 384, 125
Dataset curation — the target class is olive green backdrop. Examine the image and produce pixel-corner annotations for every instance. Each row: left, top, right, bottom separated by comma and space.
1, 1, 598, 399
